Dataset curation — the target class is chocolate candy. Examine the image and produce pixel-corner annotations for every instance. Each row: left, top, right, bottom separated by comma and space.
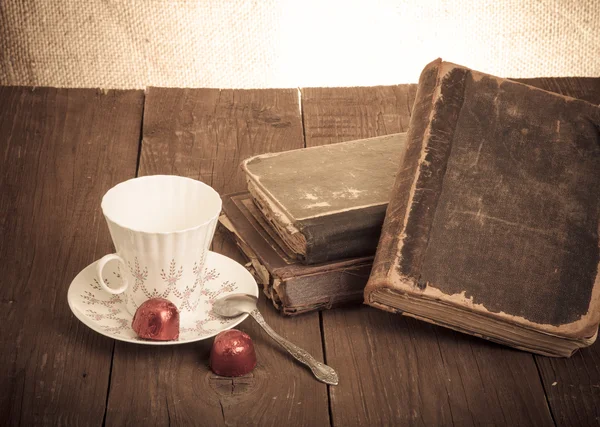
210, 329, 257, 376
132, 298, 180, 341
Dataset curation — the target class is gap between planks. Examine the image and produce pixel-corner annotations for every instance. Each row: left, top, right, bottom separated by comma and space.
101, 91, 147, 427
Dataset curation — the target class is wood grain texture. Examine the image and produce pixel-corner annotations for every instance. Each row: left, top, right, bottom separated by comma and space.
304, 85, 554, 427
515, 77, 600, 105
515, 77, 600, 427
536, 347, 600, 427
324, 308, 554, 426
140, 88, 304, 193
301, 85, 417, 147
104, 87, 330, 427
0, 87, 143, 426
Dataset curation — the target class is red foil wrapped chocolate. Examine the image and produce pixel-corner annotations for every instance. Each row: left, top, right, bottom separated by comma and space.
210, 329, 257, 376
132, 298, 180, 341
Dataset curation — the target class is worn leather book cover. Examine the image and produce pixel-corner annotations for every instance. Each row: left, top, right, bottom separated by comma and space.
241, 133, 407, 264
365, 59, 600, 357
219, 192, 371, 315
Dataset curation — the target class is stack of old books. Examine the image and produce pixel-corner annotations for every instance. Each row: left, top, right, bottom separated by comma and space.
220, 133, 407, 315
220, 58, 600, 357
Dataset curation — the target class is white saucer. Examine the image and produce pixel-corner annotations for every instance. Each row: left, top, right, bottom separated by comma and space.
67, 251, 258, 345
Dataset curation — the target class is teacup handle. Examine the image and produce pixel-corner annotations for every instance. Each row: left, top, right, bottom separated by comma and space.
96, 254, 129, 294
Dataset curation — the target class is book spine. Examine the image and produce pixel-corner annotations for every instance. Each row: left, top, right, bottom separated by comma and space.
273, 265, 372, 315
299, 204, 388, 264
366, 59, 469, 296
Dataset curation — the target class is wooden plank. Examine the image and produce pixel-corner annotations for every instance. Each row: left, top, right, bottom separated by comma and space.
0, 87, 143, 426
302, 85, 554, 426
302, 85, 417, 147
536, 348, 600, 427
104, 88, 331, 426
514, 77, 600, 427
516, 77, 600, 105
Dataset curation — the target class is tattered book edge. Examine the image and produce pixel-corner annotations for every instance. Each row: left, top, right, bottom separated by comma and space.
392, 59, 464, 279
246, 179, 302, 238
365, 269, 600, 342
219, 219, 364, 316
217, 216, 282, 310
246, 179, 306, 256
219, 214, 357, 315
366, 297, 585, 358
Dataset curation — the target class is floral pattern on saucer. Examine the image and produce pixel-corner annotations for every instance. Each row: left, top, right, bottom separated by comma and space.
67, 251, 258, 345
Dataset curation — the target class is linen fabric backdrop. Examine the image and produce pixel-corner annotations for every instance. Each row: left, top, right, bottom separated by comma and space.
1, 0, 598, 89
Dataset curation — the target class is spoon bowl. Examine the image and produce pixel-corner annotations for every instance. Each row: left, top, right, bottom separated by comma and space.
212, 293, 258, 317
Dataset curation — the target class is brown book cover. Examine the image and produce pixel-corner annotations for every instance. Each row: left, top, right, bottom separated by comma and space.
365, 59, 600, 357
241, 133, 407, 264
220, 192, 371, 315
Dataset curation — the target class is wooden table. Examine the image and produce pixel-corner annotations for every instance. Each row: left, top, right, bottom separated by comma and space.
1, 79, 600, 426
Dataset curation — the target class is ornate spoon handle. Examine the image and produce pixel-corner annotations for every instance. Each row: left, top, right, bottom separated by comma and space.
249, 309, 339, 386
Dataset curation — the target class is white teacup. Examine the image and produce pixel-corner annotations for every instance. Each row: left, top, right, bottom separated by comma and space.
96, 175, 221, 322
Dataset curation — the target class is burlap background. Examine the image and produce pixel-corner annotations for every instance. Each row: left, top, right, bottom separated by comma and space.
1, 0, 598, 89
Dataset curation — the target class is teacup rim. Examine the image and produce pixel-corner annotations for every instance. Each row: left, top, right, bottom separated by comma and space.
101, 174, 222, 235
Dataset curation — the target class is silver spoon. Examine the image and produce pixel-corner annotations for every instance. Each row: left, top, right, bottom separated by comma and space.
212, 293, 339, 386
